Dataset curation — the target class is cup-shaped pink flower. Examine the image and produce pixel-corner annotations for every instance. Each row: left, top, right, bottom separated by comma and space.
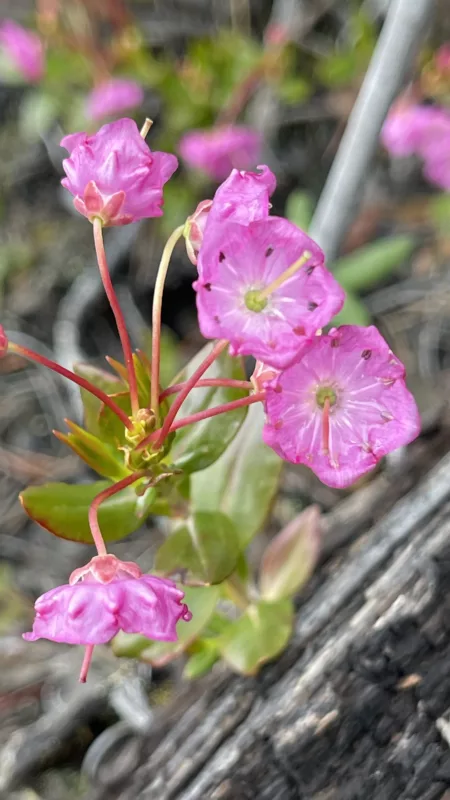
185, 165, 276, 265
381, 102, 440, 157
179, 126, 262, 180
263, 325, 421, 488
86, 78, 144, 121
23, 555, 191, 645
61, 118, 178, 225
194, 216, 345, 369
0, 19, 44, 83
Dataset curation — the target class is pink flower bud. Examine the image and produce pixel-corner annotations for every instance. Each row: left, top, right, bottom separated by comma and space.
86, 78, 144, 121
179, 126, 262, 181
0, 19, 44, 83
184, 199, 213, 264
61, 118, 178, 226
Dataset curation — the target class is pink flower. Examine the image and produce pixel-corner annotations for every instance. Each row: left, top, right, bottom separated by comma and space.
381, 102, 439, 157
179, 126, 262, 180
86, 78, 144, 121
194, 217, 345, 369
24, 554, 191, 645
61, 118, 178, 225
435, 44, 450, 74
0, 19, 44, 83
185, 166, 276, 265
0, 323, 8, 357
263, 325, 421, 489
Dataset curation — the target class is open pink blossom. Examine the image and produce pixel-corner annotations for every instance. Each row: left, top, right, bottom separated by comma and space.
381, 102, 440, 157
0, 19, 44, 82
179, 126, 262, 180
263, 325, 421, 488
24, 554, 191, 645
185, 166, 276, 265
61, 118, 178, 225
86, 78, 144, 121
194, 216, 344, 369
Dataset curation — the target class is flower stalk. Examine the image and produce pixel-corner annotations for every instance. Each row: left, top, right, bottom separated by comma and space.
159, 377, 253, 400
88, 471, 145, 556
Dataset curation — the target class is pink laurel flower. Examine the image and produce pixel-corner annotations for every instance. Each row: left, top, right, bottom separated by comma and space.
179, 126, 262, 180
263, 325, 421, 489
0, 19, 44, 83
381, 101, 439, 157
86, 78, 144, 121
194, 217, 344, 369
60, 118, 178, 225
23, 554, 191, 646
185, 165, 276, 265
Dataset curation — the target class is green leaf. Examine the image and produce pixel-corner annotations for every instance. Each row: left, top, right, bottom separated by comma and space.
112, 584, 219, 666
331, 291, 371, 327
18, 92, 60, 141
168, 346, 249, 473
278, 76, 311, 105
217, 599, 294, 675
285, 190, 314, 232
259, 506, 321, 601
191, 403, 283, 546
54, 420, 130, 481
73, 363, 125, 437
20, 480, 156, 544
428, 193, 450, 232
333, 236, 415, 292
183, 643, 220, 679
155, 511, 239, 585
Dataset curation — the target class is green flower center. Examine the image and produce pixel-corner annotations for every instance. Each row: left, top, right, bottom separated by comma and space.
316, 386, 337, 408
244, 290, 268, 313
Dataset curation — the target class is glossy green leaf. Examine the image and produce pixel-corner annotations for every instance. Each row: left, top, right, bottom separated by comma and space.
217, 599, 294, 675
20, 480, 156, 544
191, 403, 283, 546
168, 346, 249, 473
73, 363, 125, 437
183, 643, 220, 679
155, 511, 239, 585
331, 291, 371, 327
285, 190, 314, 232
259, 506, 321, 601
333, 236, 415, 292
112, 584, 220, 666
54, 420, 130, 481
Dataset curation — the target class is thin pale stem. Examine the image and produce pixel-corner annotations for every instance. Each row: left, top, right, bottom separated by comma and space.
159, 378, 253, 401
79, 644, 94, 683
257, 250, 312, 301
322, 397, 330, 454
145, 339, 228, 451
150, 225, 185, 425
140, 118, 153, 138
88, 471, 145, 557
9, 341, 133, 430
93, 218, 139, 416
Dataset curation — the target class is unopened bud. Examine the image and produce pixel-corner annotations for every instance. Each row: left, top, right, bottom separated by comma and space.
184, 199, 213, 265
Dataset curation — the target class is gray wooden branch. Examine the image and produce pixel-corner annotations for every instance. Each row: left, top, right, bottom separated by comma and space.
309, 0, 434, 262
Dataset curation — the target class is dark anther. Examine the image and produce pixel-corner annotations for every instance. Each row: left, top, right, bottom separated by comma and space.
265, 247, 274, 257
219, 251, 226, 262
213, 315, 220, 323
331, 338, 340, 348
361, 349, 372, 360
306, 265, 315, 275
204, 282, 212, 292
308, 301, 318, 311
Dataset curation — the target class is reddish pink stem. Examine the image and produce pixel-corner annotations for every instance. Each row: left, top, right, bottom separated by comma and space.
88, 471, 145, 556
8, 342, 133, 430
140, 339, 228, 451
159, 378, 253, 401
79, 644, 94, 683
93, 218, 139, 417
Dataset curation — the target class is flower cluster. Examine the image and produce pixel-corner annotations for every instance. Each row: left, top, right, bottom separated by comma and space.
381, 99, 450, 190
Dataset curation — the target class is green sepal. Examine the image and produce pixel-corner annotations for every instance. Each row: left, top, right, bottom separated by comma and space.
217, 599, 294, 675
54, 420, 130, 481
73, 363, 126, 437
259, 506, 321, 601
191, 403, 283, 546
183, 642, 220, 679
155, 511, 240, 585
20, 480, 156, 544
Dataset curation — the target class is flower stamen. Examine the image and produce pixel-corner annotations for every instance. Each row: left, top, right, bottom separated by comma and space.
256, 250, 312, 301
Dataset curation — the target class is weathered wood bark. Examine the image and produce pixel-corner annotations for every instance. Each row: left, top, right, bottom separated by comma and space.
91, 446, 450, 800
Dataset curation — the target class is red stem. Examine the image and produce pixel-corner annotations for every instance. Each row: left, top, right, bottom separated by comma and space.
143, 339, 228, 451
9, 342, 133, 430
93, 218, 139, 416
88, 471, 145, 556
159, 378, 252, 401
79, 644, 94, 683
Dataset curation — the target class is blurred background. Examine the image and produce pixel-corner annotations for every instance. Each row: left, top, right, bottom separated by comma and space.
0, 0, 449, 797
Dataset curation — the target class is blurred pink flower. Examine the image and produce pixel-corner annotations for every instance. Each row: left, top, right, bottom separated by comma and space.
60, 118, 178, 225
435, 44, 450, 74
194, 216, 344, 369
24, 554, 191, 645
179, 126, 262, 180
86, 78, 144, 121
0, 19, 44, 82
263, 325, 421, 488
0, 323, 8, 357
